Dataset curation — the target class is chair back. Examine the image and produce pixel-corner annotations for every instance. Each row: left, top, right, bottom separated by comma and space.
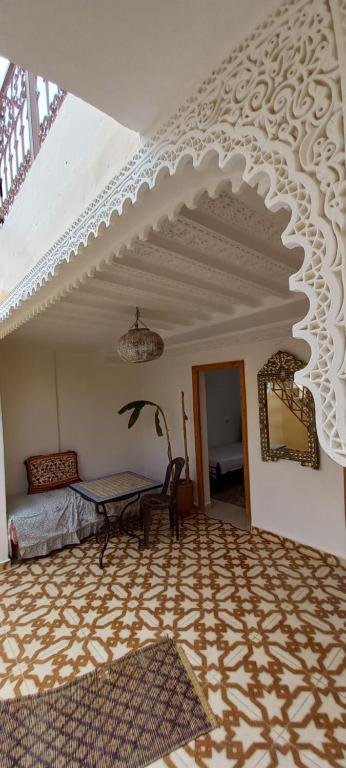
162, 457, 185, 500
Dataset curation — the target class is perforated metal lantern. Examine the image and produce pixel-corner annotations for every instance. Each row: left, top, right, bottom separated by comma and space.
117, 308, 164, 363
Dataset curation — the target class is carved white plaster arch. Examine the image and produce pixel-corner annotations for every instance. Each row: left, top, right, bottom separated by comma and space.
0, 0, 345, 464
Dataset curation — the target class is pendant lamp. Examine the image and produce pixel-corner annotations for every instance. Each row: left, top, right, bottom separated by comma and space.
117, 307, 164, 363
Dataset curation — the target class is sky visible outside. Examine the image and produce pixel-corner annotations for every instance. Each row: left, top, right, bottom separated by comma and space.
0, 55, 58, 117
0, 56, 10, 87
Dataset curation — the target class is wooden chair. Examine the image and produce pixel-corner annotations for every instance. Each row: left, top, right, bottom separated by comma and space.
140, 457, 185, 549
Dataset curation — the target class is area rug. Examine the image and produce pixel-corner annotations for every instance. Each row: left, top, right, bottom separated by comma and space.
0, 639, 216, 768
211, 480, 246, 507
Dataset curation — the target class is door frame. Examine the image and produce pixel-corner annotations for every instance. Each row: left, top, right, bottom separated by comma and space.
192, 359, 252, 527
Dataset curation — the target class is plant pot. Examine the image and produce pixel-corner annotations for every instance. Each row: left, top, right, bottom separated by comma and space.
177, 479, 194, 517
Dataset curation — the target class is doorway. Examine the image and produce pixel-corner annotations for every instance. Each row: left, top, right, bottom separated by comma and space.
192, 360, 251, 530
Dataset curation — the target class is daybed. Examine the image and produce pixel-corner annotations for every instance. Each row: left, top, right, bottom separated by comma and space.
7, 486, 101, 559
6, 450, 100, 559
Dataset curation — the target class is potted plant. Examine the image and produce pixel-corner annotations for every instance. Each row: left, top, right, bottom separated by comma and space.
118, 395, 194, 516
118, 400, 172, 461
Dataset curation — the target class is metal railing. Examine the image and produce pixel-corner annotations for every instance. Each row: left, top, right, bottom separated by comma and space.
0, 62, 65, 223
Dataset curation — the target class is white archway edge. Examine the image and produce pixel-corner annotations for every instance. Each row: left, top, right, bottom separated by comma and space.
0, 0, 345, 465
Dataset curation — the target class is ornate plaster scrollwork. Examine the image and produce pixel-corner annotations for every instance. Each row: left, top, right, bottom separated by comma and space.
330, 0, 346, 150
0, 0, 345, 464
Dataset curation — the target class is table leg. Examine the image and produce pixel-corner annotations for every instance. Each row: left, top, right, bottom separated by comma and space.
120, 493, 143, 546
96, 502, 110, 569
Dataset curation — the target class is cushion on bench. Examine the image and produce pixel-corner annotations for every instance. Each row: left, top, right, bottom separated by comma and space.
24, 450, 80, 494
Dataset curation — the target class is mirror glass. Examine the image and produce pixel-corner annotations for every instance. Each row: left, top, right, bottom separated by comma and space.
266, 382, 309, 452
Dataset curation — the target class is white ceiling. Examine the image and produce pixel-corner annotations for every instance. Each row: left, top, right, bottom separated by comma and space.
11, 183, 306, 353
0, 0, 279, 132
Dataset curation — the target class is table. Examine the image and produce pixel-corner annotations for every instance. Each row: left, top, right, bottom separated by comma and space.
70, 471, 161, 568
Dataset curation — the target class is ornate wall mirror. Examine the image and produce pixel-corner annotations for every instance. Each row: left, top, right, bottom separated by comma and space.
257, 351, 319, 469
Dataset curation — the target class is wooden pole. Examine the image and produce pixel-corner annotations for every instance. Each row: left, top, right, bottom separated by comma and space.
181, 391, 190, 481
159, 406, 173, 463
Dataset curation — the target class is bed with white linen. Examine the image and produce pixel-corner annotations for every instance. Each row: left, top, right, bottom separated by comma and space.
208, 441, 243, 481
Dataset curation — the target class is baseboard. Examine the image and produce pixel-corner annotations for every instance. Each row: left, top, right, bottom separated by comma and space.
0, 559, 11, 572
194, 506, 345, 565
251, 525, 346, 567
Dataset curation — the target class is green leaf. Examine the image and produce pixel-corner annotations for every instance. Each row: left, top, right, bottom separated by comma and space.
128, 405, 145, 429
118, 400, 142, 415
154, 408, 163, 437
118, 399, 157, 415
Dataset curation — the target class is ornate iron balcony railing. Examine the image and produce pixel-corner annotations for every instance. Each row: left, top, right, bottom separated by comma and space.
0, 62, 65, 223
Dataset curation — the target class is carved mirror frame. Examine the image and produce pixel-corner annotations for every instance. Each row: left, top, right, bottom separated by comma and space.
257, 351, 319, 470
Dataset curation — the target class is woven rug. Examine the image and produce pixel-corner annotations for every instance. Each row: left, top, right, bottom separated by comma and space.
211, 478, 246, 507
0, 639, 216, 768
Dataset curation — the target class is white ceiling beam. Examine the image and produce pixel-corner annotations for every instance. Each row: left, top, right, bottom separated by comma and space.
129, 237, 288, 302
101, 258, 261, 309
81, 277, 219, 318
152, 217, 292, 298
180, 202, 300, 269
164, 297, 307, 348
62, 291, 195, 327
48, 302, 177, 331
94, 266, 250, 313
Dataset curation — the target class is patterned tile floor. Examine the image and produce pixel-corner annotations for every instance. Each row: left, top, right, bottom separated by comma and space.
0, 510, 345, 767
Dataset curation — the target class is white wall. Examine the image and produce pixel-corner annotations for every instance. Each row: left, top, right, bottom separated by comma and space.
55, 351, 144, 483
0, 342, 144, 496
136, 336, 346, 560
0, 0, 281, 134
205, 367, 241, 447
0, 94, 140, 297
0, 345, 59, 493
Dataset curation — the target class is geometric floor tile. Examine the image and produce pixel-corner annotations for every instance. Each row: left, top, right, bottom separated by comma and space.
0, 510, 345, 767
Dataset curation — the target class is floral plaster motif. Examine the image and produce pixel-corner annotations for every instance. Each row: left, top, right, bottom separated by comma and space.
0, 0, 345, 464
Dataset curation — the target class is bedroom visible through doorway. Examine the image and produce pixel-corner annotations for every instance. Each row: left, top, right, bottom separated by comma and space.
192, 360, 251, 530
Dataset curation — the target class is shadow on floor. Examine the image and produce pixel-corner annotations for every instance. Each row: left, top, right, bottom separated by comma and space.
206, 499, 249, 530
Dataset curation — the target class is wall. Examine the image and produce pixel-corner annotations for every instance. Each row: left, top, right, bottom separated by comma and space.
205, 368, 241, 448
55, 351, 144, 483
0, 342, 144, 496
0, 94, 140, 296
0, 0, 280, 134
137, 336, 346, 559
